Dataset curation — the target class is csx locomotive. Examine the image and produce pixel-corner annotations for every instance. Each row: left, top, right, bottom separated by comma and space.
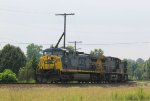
36, 47, 128, 83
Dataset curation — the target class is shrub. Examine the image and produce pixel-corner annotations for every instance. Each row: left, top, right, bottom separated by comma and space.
0, 69, 18, 83
18, 65, 35, 83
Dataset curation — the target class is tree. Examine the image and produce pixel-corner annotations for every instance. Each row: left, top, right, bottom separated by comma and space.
0, 44, 26, 74
134, 67, 143, 80
135, 58, 145, 80
30, 55, 38, 81
50, 44, 54, 48
126, 59, 136, 80
60, 45, 74, 52
90, 49, 104, 57
26, 43, 42, 82
136, 58, 144, 64
18, 60, 35, 83
26, 43, 43, 60
0, 73, 2, 82
18, 55, 38, 83
126, 58, 145, 80
65, 45, 75, 52
18, 66, 28, 82
142, 58, 150, 80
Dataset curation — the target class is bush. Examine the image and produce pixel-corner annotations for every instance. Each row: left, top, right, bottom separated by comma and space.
18, 65, 35, 83
0, 69, 18, 83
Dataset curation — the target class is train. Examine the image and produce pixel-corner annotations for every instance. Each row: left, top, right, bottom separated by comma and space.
35, 15, 128, 83
36, 47, 128, 83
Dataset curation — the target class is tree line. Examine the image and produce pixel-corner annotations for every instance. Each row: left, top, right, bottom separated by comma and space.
126, 58, 150, 80
0, 44, 42, 83
0, 44, 149, 83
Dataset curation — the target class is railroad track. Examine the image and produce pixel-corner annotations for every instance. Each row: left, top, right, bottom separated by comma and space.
0, 81, 138, 88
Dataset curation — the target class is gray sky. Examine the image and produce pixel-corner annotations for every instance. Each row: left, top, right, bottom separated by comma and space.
0, 0, 150, 60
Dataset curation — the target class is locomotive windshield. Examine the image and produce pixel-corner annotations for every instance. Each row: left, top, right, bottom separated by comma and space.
44, 51, 63, 57
44, 51, 52, 55
53, 51, 63, 57
43, 48, 64, 57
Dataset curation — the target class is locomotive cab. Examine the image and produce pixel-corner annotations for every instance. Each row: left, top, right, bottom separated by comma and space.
38, 48, 68, 71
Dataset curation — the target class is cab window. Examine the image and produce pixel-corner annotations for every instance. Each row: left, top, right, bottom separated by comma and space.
43, 52, 52, 55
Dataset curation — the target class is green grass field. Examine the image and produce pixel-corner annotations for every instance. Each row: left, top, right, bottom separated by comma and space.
0, 83, 150, 101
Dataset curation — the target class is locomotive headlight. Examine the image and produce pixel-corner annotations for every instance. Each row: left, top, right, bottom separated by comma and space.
47, 56, 50, 60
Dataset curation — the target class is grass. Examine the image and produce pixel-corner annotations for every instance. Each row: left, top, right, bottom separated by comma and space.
0, 84, 150, 101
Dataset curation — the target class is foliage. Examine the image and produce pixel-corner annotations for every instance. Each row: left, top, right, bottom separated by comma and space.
50, 44, 54, 48
0, 44, 26, 74
18, 67, 27, 82
136, 58, 144, 64
0, 69, 18, 83
17, 44, 40, 83
0, 73, 2, 81
18, 56, 38, 83
126, 58, 150, 80
60, 45, 75, 52
26, 43, 43, 60
142, 58, 150, 80
126, 58, 145, 80
90, 49, 104, 57
126, 59, 137, 79
18, 62, 33, 83
30, 55, 38, 81
31, 55, 38, 71
65, 45, 75, 52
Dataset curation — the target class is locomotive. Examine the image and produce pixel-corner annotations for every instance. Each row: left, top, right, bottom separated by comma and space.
36, 47, 128, 83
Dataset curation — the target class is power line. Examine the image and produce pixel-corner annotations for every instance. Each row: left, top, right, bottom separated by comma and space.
68, 41, 82, 51
0, 41, 150, 46
0, 8, 49, 15
78, 42, 150, 46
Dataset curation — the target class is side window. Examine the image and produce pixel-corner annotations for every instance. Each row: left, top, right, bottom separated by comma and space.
109, 58, 111, 61
79, 57, 86, 66
53, 51, 63, 57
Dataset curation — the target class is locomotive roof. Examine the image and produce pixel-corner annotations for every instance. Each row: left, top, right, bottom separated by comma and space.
43, 48, 68, 52
106, 56, 121, 60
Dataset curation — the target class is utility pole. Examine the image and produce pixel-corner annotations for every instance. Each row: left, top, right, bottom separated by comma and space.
68, 41, 82, 52
55, 13, 75, 49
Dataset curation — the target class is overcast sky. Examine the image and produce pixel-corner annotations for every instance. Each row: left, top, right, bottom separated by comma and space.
0, 0, 150, 60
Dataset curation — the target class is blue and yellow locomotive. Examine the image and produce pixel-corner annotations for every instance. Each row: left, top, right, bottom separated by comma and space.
36, 47, 128, 83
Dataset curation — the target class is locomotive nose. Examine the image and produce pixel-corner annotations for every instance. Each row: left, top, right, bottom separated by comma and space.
39, 55, 62, 70
45, 56, 55, 64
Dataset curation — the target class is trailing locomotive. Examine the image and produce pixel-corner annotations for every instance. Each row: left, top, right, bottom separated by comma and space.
36, 47, 128, 83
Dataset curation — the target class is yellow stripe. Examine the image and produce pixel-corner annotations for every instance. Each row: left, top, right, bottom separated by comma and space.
61, 69, 126, 74
61, 69, 103, 73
